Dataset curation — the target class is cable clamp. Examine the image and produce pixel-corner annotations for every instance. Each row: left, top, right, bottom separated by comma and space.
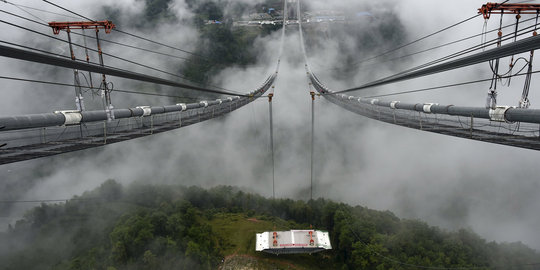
489, 106, 511, 122
486, 90, 498, 109
199, 101, 209, 108
54, 110, 82, 126
422, 103, 439, 114
176, 103, 187, 111
390, 101, 400, 109
106, 104, 115, 121
518, 98, 530, 109
136, 106, 152, 117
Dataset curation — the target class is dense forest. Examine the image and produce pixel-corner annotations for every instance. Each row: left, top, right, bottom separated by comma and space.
0, 180, 538, 270
181, 0, 281, 84
100, 0, 281, 87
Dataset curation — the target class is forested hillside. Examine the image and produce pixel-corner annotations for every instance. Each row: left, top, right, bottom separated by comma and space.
100, 0, 281, 86
182, 0, 281, 84
0, 180, 538, 270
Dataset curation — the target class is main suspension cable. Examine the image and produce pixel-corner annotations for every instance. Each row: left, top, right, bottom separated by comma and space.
342, 16, 538, 73
0, 75, 201, 101
0, 11, 235, 92
361, 69, 540, 99
0, 43, 246, 97
381, 23, 538, 85
332, 26, 540, 95
0, 20, 242, 95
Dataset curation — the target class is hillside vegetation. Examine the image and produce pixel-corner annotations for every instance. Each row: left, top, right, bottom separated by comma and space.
0, 180, 538, 270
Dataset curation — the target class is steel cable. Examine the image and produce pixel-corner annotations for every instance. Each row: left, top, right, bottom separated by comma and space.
333, 33, 540, 94
0, 11, 235, 92
0, 43, 245, 97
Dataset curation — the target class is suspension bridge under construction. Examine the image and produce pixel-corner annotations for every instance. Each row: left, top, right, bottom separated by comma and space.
3, 0, 540, 267
1, 1, 540, 173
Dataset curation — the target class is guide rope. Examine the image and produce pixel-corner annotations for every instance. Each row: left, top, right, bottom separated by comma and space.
268, 93, 275, 199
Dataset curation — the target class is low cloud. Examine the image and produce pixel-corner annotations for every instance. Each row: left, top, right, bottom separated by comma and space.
1, 0, 540, 251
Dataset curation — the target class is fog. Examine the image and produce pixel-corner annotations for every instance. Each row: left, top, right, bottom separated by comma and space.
1, 0, 540, 252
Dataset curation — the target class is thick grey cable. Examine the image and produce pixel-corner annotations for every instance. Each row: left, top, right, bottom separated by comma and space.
312, 74, 540, 124
342, 16, 538, 72
0, 44, 245, 97
363, 69, 540, 99
335, 34, 540, 94
0, 13, 234, 92
0, 73, 275, 131
0, 75, 200, 101
370, 23, 538, 89
269, 99, 275, 199
310, 94, 314, 202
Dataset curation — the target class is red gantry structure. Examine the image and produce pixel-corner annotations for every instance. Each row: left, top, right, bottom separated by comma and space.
48, 20, 116, 35
479, 3, 540, 19
478, 2, 540, 109
48, 20, 116, 120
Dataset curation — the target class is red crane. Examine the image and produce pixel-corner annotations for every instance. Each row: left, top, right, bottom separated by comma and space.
479, 3, 540, 19
479, 2, 540, 109
48, 20, 116, 118
48, 20, 115, 35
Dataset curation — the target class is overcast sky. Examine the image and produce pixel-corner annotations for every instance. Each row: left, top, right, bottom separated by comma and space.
1, 0, 540, 251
